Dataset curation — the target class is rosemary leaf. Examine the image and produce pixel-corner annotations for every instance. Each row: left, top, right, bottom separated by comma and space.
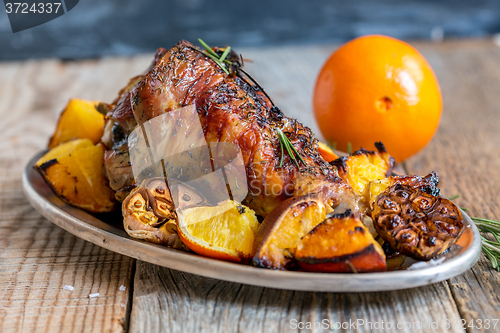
483, 247, 499, 270
219, 46, 231, 63
198, 38, 230, 74
453, 194, 500, 271
467, 212, 500, 271
482, 238, 500, 250
279, 130, 299, 168
289, 141, 306, 165
202, 51, 229, 74
276, 128, 306, 168
198, 38, 219, 58
279, 136, 284, 167
472, 217, 500, 224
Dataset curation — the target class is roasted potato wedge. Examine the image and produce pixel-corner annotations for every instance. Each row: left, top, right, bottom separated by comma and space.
372, 183, 464, 260
36, 139, 116, 213
331, 142, 394, 206
295, 210, 386, 273
253, 194, 327, 270
318, 142, 339, 162
48, 99, 104, 149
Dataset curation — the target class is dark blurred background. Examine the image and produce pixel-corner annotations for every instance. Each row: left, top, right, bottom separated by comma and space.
1, 0, 499, 60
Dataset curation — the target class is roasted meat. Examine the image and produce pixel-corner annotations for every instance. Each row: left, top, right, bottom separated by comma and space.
103, 41, 358, 217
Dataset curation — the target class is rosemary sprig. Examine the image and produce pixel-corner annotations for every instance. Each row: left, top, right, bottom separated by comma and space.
219, 46, 231, 63
450, 195, 500, 271
277, 128, 306, 168
279, 134, 285, 167
474, 217, 500, 271
198, 38, 230, 74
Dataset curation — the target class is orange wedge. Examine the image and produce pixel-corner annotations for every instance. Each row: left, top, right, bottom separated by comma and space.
48, 99, 104, 149
318, 142, 338, 162
36, 139, 116, 213
177, 200, 259, 262
253, 194, 328, 270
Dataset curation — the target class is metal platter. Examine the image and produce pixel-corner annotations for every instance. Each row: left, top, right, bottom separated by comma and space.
23, 152, 481, 292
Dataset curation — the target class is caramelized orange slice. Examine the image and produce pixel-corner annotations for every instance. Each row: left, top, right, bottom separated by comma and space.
36, 139, 116, 213
177, 200, 259, 262
49, 99, 104, 149
253, 194, 328, 270
295, 210, 386, 273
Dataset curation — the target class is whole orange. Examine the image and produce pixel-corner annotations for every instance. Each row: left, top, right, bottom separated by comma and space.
313, 35, 442, 162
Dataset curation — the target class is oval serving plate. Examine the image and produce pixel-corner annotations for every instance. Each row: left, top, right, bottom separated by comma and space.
23, 151, 481, 292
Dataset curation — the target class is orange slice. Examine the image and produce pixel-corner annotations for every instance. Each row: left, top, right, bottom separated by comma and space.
253, 194, 328, 270
49, 99, 104, 149
177, 200, 259, 262
36, 139, 116, 213
317, 142, 338, 162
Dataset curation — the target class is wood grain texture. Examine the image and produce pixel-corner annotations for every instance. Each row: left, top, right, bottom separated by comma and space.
2, 39, 499, 333
130, 262, 463, 333
129, 41, 497, 333
0, 58, 150, 333
405, 40, 500, 333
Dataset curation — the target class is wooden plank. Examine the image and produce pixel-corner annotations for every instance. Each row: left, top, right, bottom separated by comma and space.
130, 262, 463, 333
3, 39, 496, 333
128, 43, 469, 333
404, 40, 500, 332
0, 58, 151, 333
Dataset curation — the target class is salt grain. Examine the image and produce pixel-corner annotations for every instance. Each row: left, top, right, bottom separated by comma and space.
63, 285, 74, 291
119, 285, 126, 291
89, 293, 100, 298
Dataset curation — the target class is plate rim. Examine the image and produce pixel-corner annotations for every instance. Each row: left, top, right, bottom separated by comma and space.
23, 151, 482, 292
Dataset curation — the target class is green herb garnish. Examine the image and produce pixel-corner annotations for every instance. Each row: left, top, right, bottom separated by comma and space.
450, 195, 500, 271
471, 217, 500, 271
347, 142, 352, 155
277, 128, 306, 168
198, 38, 230, 74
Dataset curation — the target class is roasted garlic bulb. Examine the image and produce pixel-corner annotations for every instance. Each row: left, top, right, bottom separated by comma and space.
122, 177, 186, 249
372, 183, 464, 260
368, 171, 440, 207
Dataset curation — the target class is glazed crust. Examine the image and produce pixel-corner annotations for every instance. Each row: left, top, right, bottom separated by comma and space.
105, 41, 357, 216
372, 183, 465, 260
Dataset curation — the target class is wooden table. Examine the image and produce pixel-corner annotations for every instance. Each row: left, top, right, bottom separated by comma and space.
1, 39, 499, 333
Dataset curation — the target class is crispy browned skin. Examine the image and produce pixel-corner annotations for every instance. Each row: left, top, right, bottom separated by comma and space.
104, 41, 356, 216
